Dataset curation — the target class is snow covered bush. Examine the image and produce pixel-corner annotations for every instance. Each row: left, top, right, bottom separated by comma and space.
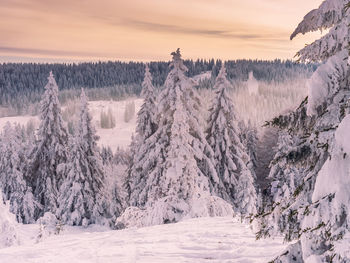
36, 212, 59, 242
116, 194, 234, 229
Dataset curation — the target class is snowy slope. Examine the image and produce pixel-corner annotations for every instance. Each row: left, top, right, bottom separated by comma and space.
0, 217, 287, 263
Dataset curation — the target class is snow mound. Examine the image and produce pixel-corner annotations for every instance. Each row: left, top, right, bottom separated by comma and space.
0, 198, 19, 248
116, 195, 234, 229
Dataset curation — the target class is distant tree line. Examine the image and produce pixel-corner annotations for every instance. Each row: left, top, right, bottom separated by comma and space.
0, 59, 316, 115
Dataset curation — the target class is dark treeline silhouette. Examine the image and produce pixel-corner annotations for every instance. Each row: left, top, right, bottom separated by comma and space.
0, 59, 316, 115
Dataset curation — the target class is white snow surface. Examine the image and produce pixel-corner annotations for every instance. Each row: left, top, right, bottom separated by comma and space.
0, 217, 287, 263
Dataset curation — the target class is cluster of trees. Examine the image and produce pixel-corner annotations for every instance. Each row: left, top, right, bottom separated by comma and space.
0, 50, 260, 232
0, 59, 315, 116
0, 73, 124, 227
117, 50, 258, 227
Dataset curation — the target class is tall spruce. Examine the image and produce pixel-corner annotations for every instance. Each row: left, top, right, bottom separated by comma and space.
57, 89, 107, 226
257, 1, 350, 261
126, 64, 158, 200
27, 72, 69, 219
136, 64, 158, 140
206, 64, 257, 215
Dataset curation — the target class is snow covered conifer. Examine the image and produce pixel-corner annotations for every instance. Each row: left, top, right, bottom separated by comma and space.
57, 89, 108, 226
0, 123, 36, 223
126, 64, 158, 200
257, 1, 350, 261
136, 64, 158, 140
27, 71, 69, 219
206, 64, 257, 215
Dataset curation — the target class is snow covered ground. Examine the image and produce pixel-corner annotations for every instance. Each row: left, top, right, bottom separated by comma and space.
0, 217, 287, 263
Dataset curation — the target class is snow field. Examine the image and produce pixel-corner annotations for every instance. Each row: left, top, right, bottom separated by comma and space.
0, 217, 287, 263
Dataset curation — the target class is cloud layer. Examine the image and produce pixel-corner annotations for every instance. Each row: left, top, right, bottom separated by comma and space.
0, 0, 323, 62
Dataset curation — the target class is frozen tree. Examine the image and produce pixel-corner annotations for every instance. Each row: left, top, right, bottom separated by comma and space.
247, 71, 259, 96
57, 89, 108, 226
124, 101, 135, 123
101, 146, 114, 165
100, 108, 116, 129
257, 1, 350, 261
206, 64, 257, 215
27, 71, 69, 219
120, 49, 231, 228
0, 196, 18, 248
244, 121, 259, 177
126, 64, 158, 201
0, 123, 37, 223
136, 64, 158, 140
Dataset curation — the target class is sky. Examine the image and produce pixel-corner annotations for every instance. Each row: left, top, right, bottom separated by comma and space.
0, 0, 323, 62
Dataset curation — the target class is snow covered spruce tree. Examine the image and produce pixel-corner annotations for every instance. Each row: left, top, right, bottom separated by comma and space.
257, 1, 350, 261
0, 123, 36, 223
126, 64, 158, 198
136, 64, 158, 140
206, 64, 257, 216
57, 89, 113, 226
118, 49, 232, 228
27, 71, 69, 219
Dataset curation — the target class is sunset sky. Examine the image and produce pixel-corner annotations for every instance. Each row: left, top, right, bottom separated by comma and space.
0, 0, 323, 62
